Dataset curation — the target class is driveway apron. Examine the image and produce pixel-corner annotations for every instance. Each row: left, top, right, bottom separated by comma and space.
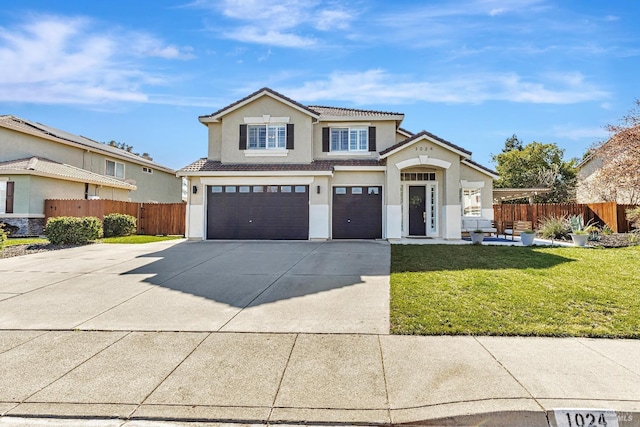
0, 240, 390, 334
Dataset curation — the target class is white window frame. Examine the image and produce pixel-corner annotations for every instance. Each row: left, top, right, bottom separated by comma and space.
106, 159, 125, 179
462, 188, 482, 217
248, 124, 286, 150
330, 127, 368, 152
0, 181, 6, 214
142, 166, 153, 174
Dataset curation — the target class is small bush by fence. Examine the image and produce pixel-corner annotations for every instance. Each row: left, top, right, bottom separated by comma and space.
45, 199, 185, 236
493, 202, 639, 234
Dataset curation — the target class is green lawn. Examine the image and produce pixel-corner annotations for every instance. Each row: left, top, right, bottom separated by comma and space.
4, 237, 49, 246
101, 235, 183, 244
390, 245, 640, 338
4, 235, 182, 246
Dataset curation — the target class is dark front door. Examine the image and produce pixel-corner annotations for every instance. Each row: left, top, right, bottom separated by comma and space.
207, 185, 309, 240
409, 186, 426, 236
332, 186, 382, 239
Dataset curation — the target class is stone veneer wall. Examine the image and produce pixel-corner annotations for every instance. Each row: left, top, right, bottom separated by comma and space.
0, 217, 45, 236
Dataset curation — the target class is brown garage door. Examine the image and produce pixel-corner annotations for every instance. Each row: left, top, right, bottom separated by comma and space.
207, 185, 309, 240
332, 186, 382, 239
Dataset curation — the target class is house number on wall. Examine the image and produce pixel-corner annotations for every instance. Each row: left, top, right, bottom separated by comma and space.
415, 146, 433, 151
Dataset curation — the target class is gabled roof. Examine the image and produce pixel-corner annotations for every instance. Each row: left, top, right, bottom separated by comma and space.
397, 127, 414, 138
309, 106, 404, 121
178, 158, 382, 175
462, 158, 499, 179
0, 157, 137, 190
380, 130, 472, 158
0, 115, 175, 174
199, 87, 320, 122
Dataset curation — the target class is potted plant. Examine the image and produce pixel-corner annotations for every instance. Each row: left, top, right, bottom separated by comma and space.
520, 229, 535, 246
470, 229, 484, 244
568, 215, 595, 247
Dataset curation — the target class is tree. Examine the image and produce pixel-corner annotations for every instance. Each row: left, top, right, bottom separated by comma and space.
492, 135, 577, 203
103, 140, 152, 160
502, 134, 523, 152
583, 100, 640, 204
106, 140, 134, 152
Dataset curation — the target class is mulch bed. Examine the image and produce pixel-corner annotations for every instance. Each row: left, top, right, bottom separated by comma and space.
587, 233, 639, 248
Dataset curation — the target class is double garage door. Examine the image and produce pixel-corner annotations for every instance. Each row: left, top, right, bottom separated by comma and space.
207, 185, 309, 240
206, 184, 382, 240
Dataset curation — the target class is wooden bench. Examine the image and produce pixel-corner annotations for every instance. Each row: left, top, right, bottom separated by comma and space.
504, 221, 533, 240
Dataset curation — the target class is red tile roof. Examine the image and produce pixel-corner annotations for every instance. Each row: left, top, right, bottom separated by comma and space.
179, 158, 382, 173
199, 87, 320, 119
309, 105, 404, 118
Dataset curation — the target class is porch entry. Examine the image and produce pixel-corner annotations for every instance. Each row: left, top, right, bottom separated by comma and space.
407, 184, 438, 237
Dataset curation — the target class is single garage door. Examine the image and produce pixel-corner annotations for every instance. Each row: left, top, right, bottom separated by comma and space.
207, 185, 309, 240
332, 186, 382, 239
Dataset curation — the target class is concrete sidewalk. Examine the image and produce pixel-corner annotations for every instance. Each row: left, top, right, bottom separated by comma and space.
1, 241, 639, 426
1, 331, 639, 426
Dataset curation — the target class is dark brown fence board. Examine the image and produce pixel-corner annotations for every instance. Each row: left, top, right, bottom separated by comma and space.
44, 199, 185, 236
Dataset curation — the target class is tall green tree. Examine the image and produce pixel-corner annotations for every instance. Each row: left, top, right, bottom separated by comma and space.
492, 136, 577, 203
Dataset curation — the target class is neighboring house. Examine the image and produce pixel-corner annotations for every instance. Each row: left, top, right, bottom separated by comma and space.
178, 88, 497, 241
577, 149, 638, 204
0, 115, 183, 235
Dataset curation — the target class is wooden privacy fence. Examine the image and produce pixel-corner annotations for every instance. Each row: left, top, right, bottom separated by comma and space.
493, 202, 638, 234
44, 199, 185, 236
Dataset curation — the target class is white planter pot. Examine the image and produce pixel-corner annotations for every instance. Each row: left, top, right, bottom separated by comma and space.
520, 232, 535, 246
570, 233, 588, 247
470, 232, 484, 244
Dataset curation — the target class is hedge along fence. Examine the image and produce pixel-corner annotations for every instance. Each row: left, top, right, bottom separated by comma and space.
44, 199, 185, 236
493, 201, 639, 234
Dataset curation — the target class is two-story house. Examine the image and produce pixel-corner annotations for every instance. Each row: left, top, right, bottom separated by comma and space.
178, 88, 497, 240
0, 115, 183, 235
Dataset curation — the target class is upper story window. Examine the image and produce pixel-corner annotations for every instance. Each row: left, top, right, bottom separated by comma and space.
322, 126, 375, 153
142, 166, 153, 174
106, 160, 125, 179
248, 124, 286, 149
330, 127, 368, 152
462, 188, 482, 217
240, 123, 293, 152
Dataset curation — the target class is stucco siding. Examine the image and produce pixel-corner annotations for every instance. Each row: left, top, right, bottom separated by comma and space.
0, 128, 85, 167
219, 96, 314, 164
1, 127, 182, 203
312, 120, 397, 160
460, 163, 494, 211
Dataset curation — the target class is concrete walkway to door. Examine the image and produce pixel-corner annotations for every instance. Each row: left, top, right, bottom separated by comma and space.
0, 239, 390, 334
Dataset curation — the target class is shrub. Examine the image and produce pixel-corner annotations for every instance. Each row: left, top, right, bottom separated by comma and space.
44, 216, 103, 245
0, 224, 7, 250
103, 213, 137, 237
538, 215, 571, 239
627, 207, 640, 229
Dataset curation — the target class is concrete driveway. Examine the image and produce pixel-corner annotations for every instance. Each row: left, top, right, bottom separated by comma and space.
0, 240, 390, 334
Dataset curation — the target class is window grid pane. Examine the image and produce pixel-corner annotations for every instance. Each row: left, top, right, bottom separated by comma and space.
249, 124, 285, 149
462, 188, 482, 216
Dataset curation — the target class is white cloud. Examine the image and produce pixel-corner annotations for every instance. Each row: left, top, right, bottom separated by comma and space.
553, 126, 608, 140
198, 0, 355, 47
281, 69, 609, 105
0, 15, 193, 105
223, 27, 316, 48
316, 9, 355, 31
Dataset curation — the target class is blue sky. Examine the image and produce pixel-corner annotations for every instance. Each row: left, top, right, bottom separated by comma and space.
1, 0, 638, 171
